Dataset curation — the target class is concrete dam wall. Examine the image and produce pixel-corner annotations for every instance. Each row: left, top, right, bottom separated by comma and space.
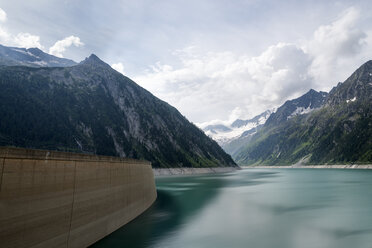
0, 147, 157, 248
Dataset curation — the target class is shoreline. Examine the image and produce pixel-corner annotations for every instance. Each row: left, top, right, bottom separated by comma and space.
153, 167, 240, 177
241, 164, 372, 169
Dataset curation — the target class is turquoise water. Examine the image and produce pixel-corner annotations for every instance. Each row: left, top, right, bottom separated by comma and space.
91, 169, 372, 248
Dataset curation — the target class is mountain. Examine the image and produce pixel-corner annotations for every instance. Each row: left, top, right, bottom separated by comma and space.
203, 124, 232, 134
202, 110, 273, 146
231, 110, 274, 128
0, 44, 77, 67
326, 60, 372, 106
217, 90, 327, 157
0, 53, 236, 168
235, 61, 372, 165
265, 89, 328, 127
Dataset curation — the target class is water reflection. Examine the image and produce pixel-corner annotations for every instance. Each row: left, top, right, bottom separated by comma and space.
262, 204, 325, 215
326, 228, 372, 238
91, 169, 372, 248
91, 174, 228, 248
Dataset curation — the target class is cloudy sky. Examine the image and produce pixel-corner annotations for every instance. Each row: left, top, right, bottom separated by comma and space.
1, 0, 372, 126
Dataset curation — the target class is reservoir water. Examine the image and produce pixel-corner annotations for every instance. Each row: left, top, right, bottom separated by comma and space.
91, 169, 372, 248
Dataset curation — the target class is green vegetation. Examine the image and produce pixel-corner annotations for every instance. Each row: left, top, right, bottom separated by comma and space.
235, 60, 372, 165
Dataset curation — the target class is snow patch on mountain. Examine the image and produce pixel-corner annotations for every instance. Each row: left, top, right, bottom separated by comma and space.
11, 48, 40, 59
346, 97, 357, 103
0, 44, 77, 67
201, 109, 275, 145
31, 61, 48, 66
287, 106, 314, 120
204, 122, 258, 143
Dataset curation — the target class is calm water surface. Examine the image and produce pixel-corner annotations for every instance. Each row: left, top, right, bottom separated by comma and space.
91, 169, 372, 248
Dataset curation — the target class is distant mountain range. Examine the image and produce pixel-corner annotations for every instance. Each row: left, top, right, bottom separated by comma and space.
0, 44, 77, 67
202, 110, 274, 153
204, 110, 274, 142
0, 44, 236, 168
203, 89, 328, 157
229, 61, 372, 165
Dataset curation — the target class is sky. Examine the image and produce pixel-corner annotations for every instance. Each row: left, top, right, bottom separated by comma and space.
1, 0, 372, 126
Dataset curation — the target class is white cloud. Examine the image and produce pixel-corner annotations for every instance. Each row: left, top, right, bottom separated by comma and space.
0, 8, 84, 58
307, 7, 368, 89
134, 43, 313, 124
0, 8, 7, 22
134, 6, 372, 125
0, 8, 9, 43
111, 62, 125, 74
0, 26, 10, 43
0, 8, 43, 49
49, 36, 84, 58
13, 33, 43, 49
310, 7, 365, 58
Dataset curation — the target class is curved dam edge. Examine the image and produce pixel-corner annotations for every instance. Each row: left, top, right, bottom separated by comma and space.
0, 147, 157, 248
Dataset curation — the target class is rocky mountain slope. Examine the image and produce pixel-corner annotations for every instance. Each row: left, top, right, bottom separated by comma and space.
264, 89, 328, 127
0, 44, 77, 67
203, 89, 328, 157
0, 52, 236, 168
234, 60, 372, 165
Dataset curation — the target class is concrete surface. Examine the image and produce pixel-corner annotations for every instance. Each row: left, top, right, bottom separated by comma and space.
0, 147, 157, 248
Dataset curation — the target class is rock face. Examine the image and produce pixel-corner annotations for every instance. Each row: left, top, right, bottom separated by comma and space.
0, 53, 236, 168
265, 89, 328, 127
234, 60, 372, 165
0, 44, 77, 67
326, 60, 372, 106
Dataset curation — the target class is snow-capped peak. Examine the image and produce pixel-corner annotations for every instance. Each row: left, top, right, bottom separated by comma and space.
201, 109, 275, 145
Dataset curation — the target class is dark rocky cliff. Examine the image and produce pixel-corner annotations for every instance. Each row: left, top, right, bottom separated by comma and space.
0, 54, 236, 168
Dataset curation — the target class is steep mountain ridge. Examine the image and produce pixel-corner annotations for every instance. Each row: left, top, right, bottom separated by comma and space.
0, 53, 236, 168
265, 89, 328, 127
326, 60, 372, 106
234, 60, 372, 165
0, 44, 77, 67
